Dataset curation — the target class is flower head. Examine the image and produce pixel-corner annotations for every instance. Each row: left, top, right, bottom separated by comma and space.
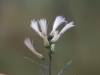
51, 21, 75, 43
31, 19, 49, 47
30, 16, 75, 49
50, 16, 66, 36
24, 38, 44, 60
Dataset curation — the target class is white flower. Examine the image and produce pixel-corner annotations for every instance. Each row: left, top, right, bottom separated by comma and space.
51, 21, 75, 43
24, 38, 44, 60
31, 19, 49, 47
30, 16, 75, 46
50, 16, 66, 36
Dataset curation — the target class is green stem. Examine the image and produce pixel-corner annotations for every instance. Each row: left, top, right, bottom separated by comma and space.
48, 50, 52, 75
24, 57, 47, 68
48, 61, 51, 75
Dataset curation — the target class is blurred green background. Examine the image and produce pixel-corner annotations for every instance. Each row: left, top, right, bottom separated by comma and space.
0, 0, 100, 75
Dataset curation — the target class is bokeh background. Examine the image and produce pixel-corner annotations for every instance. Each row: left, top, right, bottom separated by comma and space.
0, 0, 100, 75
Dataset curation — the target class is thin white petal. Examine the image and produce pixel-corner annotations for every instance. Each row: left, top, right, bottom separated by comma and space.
38, 18, 47, 35
30, 20, 44, 38
51, 44, 55, 52
54, 30, 59, 37
53, 30, 59, 40
30, 20, 39, 33
50, 30, 58, 43
51, 22, 75, 43
24, 38, 44, 60
57, 21, 75, 40
50, 16, 66, 34
24, 38, 35, 53
59, 21, 75, 35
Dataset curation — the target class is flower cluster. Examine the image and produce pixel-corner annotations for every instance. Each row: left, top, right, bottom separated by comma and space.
24, 16, 75, 60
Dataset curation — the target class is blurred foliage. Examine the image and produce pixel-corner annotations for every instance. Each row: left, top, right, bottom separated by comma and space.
0, 0, 100, 75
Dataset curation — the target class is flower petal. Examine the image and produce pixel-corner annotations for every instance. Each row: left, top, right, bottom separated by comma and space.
30, 20, 39, 33
51, 44, 55, 52
59, 21, 75, 35
50, 16, 66, 35
24, 38, 35, 52
56, 21, 75, 41
50, 30, 58, 43
51, 22, 75, 43
30, 20, 44, 38
24, 38, 44, 60
38, 18, 47, 36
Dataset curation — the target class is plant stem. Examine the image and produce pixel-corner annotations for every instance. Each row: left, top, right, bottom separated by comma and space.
40, 69, 46, 75
48, 51, 52, 75
48, 60, 51, 75
24, 57, 47, 68
58, 59, 74, 75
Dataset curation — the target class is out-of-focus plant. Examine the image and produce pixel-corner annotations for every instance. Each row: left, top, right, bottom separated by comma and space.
24, 16, 75, 75
0, 73, 5, 75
